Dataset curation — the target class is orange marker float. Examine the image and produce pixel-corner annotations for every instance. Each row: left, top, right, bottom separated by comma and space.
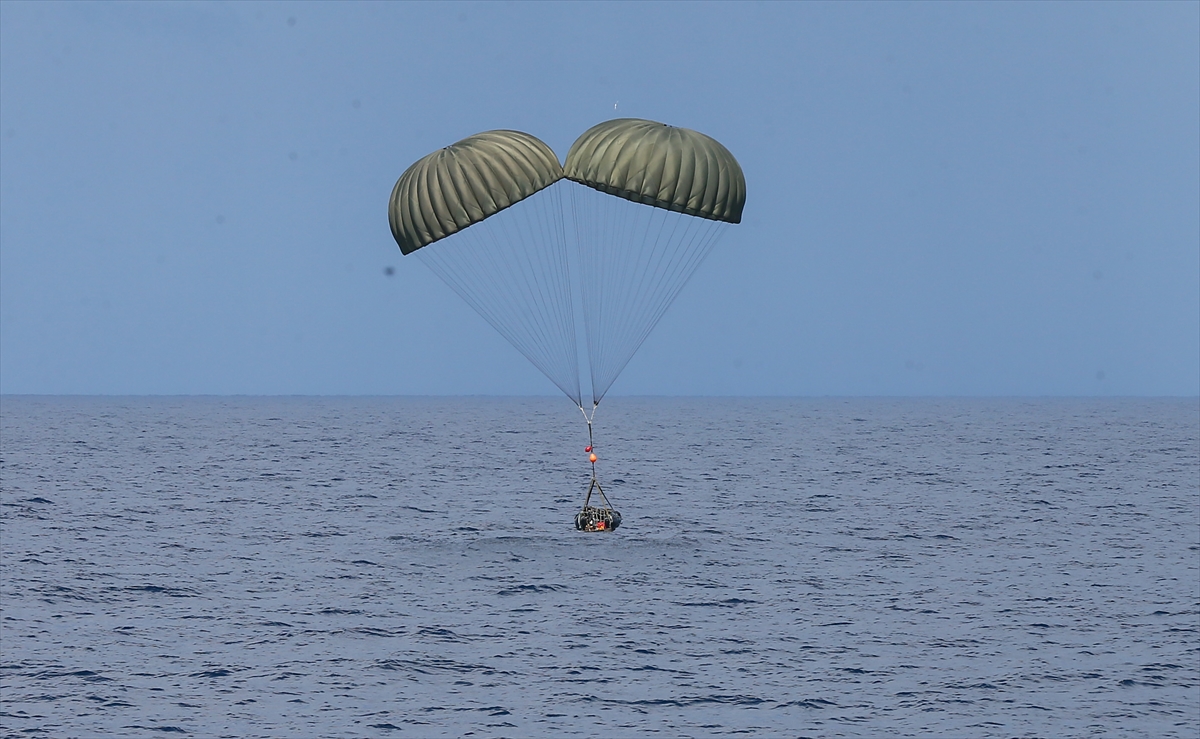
589, 453, 598, 463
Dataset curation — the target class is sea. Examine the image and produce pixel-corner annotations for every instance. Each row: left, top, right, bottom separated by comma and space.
1, 396, 1197, 738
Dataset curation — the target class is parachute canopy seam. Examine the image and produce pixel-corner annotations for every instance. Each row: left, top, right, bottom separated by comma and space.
565, 177, 739, 223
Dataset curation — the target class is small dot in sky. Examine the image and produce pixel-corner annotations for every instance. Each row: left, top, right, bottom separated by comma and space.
288, 151, 298, 161
384, 266, 395, 277
287, 17, 296, 27
1096, 370, 1106, 381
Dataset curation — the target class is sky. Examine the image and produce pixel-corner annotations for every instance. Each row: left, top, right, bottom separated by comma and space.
1, 1, 1197, 397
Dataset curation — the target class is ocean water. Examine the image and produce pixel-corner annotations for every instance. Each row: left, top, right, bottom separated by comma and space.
1, 396, 1197, 738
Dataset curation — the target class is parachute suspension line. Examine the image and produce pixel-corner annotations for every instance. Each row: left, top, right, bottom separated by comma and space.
619, 214, 726, 377
614, 198, 726, 399
584, 187, 642, 402
569, 184, 730, 405
420, 198, 574, 401
417, 181, 582, 405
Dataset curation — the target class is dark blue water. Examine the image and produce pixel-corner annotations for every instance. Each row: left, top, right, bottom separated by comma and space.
2, 397, 1197, 738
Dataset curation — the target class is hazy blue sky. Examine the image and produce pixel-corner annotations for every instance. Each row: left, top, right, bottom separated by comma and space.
1, 1, 1197, 396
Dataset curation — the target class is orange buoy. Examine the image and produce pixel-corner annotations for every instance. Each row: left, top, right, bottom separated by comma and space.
589, 453, 598, 463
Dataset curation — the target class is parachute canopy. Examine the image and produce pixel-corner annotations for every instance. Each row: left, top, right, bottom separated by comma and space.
388, 119, 744, 408
564, 118, 746, 224
389, 130, 564, 255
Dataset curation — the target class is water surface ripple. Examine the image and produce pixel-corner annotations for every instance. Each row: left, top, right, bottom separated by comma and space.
1, 397, 1197, 738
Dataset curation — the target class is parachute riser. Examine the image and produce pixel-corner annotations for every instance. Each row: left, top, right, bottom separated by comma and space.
575, 401, 619, 531
578, 401, 599, 483
578, 401, 599, 426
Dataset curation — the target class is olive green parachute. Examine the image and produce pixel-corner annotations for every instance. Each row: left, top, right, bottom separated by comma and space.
386, 120, 745, 527
564, 118, 746, 224
386, 120, 745, 409
388, 130, 564, 255
386, 129, 581, 403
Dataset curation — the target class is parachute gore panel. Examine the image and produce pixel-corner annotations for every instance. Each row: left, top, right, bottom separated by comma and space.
563, 118, 746, 224
389, 130, 565, 255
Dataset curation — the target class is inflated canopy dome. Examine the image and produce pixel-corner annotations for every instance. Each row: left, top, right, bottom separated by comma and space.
564, 118, 745, 224
389, 130, 564, 255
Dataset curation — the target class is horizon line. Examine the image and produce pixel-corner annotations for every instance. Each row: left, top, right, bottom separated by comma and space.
2, 393, 1197, 400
